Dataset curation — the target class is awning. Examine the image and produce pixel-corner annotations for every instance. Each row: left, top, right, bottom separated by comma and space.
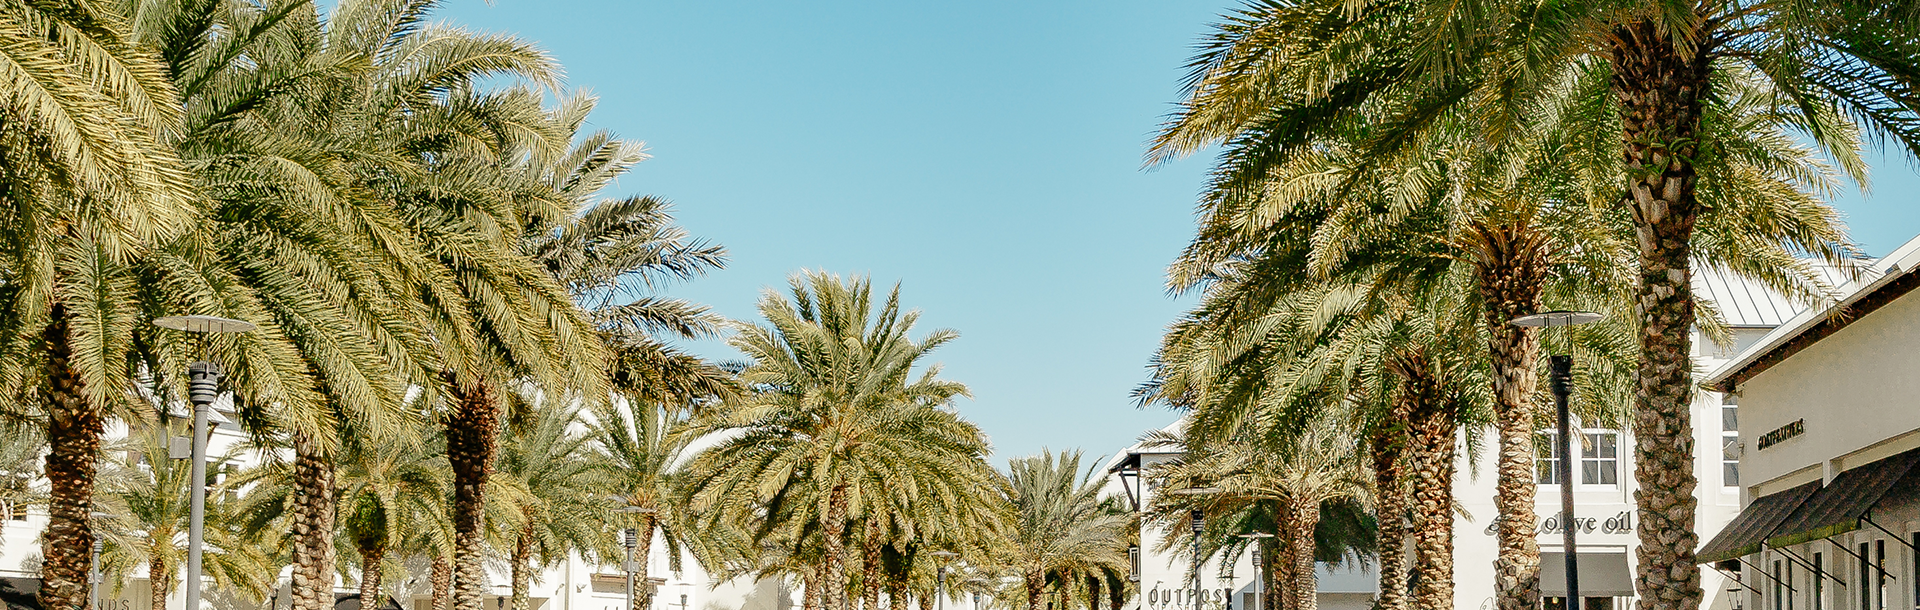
1541, 551, 1635, 597
1766, 446, 1920, 549
1696, 481, 1821, 564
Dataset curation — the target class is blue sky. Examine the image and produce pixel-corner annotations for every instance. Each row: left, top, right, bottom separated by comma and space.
437, 0, 1920, 463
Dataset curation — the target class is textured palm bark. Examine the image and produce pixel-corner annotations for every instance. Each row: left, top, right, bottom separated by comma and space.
360, 544, 387, 609
1288, 499, 1320, 610
1470, 223, 1550, 610
150, 555, 170, 610
512, 521, 535, 610
1408, 388, 1456, 610
1024, 572, 1044, 610
1369, 403, 1412, 610
633, 517, 656, 610
40, 310, 101, 610
861, 526, 883, 610
1609, 19, 1710, 610
431, 555, 452, 610
447, 381, 501, 610
804, 570, 822, 610
915, 593, 931, 610
821, 484, 852, 610
1272, 504, 1297, 610
290, 433, 338, 610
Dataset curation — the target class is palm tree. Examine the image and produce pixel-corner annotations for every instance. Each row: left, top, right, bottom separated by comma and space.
0, 419, 40, 544
1150, 2, 1917, 607
496, 398, 612, 610
0, 3, 199, 604
594, 398, 703, 610
335, 430, 452, 606
95, 421, 272, 610
679, 271, 993, 610
998, 451, 1130, 610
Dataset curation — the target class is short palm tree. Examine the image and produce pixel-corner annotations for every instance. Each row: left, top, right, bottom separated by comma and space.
336, 430, 451, 606
679, 271, 990, 610
998, 451, 1130, 610
496, 398, 612, 610
594, 398, 701, 610
95, 421, 271, 610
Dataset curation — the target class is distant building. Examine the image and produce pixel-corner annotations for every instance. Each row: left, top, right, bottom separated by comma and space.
1701, 235, 1920, 610
1105, 265, 1850, 610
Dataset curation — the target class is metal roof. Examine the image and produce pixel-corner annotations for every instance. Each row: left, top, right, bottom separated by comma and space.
1764, 445, 1920, 549
1707, 233, 1920, 390
1696, 481, 1821, 564
1694, 263, 1868, 327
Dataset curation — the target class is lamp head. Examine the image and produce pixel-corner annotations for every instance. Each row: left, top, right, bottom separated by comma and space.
153, 315, 256, 334
1509, 310, 1603, 328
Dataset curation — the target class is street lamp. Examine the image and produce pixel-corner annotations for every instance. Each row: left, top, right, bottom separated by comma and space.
930, 550, 960, 610
90, 511, 111, 610
152, 315, 256, 610
1510, 310, 1602, 610
1170, 488, 1223, 610
1235, 533, 1276, 610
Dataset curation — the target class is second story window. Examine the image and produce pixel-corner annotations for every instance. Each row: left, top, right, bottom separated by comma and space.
1537, 431, 1564, 485
1581, 432, 1619, 485
1722, 395, 1741, 487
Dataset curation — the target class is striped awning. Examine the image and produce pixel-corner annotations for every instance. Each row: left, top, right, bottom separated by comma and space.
1696, 481, 1821, 564
1765, 446, 1920, 549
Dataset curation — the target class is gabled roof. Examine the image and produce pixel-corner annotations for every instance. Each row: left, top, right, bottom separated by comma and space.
1705, 233, 1920, 392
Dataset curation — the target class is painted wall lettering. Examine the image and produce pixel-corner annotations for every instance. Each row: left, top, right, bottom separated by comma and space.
1756, 419, 1805, 451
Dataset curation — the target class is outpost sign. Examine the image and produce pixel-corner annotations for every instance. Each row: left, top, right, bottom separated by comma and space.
1482, 510, 1634, 536
1144, 585, 1235, 609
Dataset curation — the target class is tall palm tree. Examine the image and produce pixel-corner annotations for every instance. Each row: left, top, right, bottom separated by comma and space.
95, 421, 272, 610
0, 3, 199, 605
998, 451, 1130, 610
679, 271, 993, 610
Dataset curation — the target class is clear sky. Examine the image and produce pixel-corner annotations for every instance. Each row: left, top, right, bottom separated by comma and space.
435, 0, 1920, 464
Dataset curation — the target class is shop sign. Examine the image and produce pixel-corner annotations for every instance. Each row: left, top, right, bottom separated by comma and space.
1144, 584, 1235, 609
1483, 510, 1634, 536
1756, 419, 1805, 451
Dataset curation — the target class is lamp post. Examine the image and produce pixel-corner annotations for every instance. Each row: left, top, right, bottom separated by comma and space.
90, 511, 111, 610
1510, 310, 1602, 610
1171, 487, 1223, 610
1236, 532, 1276, 610
152, 315, 255, 610
930, 550, 960, 610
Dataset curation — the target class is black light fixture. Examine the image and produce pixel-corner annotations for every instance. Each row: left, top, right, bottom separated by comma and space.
1511, 310, 1602, 609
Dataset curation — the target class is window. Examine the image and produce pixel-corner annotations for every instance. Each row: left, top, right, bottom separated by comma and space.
1723, 401, 1741, 487
1814, 552, 1824, 610
1538, 431, 1564, 485
1875, 540, 1887, 610
1777, 559, 1788, 610
1860, 543, 1872, 610
1582, 432, 1619, 485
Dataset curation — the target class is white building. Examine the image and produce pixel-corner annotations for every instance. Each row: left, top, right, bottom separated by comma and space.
1105, 266, 1845, 610
1701, 234, 1920, 610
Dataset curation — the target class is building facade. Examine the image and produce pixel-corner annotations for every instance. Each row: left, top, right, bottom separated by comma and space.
1702, 235, 1920, 610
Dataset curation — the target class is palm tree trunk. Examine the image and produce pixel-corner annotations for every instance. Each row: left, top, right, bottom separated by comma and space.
861, 526, 883, 610
822, 484, 853, 610
291, 432, 339, 610
1470, 224, 1549, 610
360, 544, 387, 609
1024, 572, 1044, 610
1287, 499, 1319, 610
1609, 20, 1710, 610
150, 554, 170, 610
633, 518, 656, 610
1368, 403, 1412, 610
1272, 503, 1296, 610
40, 309, 102, 610
431, 555, 452, 610
1408, 394, 1457, 610
804, 569, 822, 610
512, 520, 536, 610
447, 381, 501, 610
